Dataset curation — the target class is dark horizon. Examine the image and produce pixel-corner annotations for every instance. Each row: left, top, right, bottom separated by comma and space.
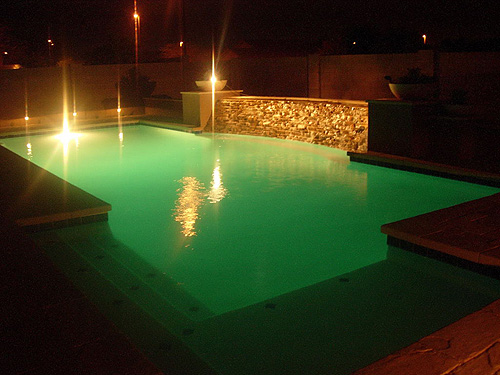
1, 0, 500, 65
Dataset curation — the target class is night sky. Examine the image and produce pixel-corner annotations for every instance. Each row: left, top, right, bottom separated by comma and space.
1, 0, 499, 64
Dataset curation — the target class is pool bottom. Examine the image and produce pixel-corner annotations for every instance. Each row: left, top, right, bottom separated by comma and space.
33, 223, 500, 375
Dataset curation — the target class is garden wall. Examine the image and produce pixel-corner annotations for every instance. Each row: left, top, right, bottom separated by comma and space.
1, 51, 499, 120
439, 51, 500, 104
313, 50, 435, 100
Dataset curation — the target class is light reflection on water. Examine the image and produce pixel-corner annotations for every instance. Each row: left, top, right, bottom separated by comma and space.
173, 177, 206, 237
173, 161, 228, 237
208, 161, 227, 203
26, 142, 32, 159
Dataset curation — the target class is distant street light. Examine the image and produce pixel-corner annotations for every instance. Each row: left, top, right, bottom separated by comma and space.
48, 39, 54, 59
133, 0, 140, 69
47, 26, 54, 61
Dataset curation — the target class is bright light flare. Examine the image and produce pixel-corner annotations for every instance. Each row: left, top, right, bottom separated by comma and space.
133, 12, 139, 19
117, 107, 122, 113
56, 129, 81, 160
72, 112, 77, 117
24, 116, 29, 121
55, 131, 81, 143
422, 34, 427, 44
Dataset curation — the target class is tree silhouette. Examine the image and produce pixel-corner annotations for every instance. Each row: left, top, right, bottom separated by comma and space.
118, 67, 156, 106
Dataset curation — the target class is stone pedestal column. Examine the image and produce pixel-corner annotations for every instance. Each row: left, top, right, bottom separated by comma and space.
181, 90, 243, 128
367, 99, 439, 158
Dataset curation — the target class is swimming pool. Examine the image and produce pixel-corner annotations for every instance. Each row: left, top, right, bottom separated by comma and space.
3, 124, 500, 374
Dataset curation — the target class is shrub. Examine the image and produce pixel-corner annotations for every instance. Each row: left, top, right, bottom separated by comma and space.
384, 68, 436, 84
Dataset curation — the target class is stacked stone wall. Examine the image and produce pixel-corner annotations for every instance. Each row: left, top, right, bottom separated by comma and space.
214, 97, 368, 152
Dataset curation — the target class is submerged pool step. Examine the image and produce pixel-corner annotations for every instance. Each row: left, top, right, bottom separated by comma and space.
386, 244, 500, 300
34, 227, 214, 324
59, 231, 215, 322
73, 239, 213, 321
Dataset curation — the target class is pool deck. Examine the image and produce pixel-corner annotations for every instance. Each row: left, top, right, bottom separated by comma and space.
1, 127, 500, 374
348, 152, 500, 373
0, 221, 164, 374
0, 115, 200, 139
353, 298, 500, 375
352, 193, 500, 374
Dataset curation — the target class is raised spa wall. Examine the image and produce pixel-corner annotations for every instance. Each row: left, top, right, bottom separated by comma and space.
212, 96, 368, 152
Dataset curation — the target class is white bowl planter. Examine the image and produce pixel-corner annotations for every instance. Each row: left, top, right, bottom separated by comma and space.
195, 80, 227, 91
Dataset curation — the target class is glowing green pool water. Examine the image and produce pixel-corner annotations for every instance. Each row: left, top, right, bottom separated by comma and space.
4, 124, 500, 374
3, 125, 498, 318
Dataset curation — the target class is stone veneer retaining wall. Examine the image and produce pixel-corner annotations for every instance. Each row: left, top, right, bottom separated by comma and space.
213, 96, 368, 152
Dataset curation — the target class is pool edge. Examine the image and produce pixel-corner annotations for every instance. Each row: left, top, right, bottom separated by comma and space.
348, 151, 500, 187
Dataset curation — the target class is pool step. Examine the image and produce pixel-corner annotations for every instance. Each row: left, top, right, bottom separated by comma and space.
34, 225, 214, 323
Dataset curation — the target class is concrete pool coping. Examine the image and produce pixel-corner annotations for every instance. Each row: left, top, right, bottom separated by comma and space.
0, 115, 199, 138
382, 193, 500, 267
1, 124, 500, 374
347, 153, 500, 374
353, 298, 500, 375
348, 151, 500, 188
0, 145, 111, 230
